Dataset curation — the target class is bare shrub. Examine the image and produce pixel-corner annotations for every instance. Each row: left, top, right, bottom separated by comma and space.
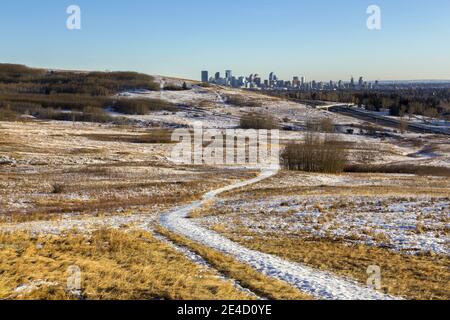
306, 118, 335, 133
399, 119, 408, 134
281, 133, 348, 173
163, 82, 190, 91
226, 95, 262, 108
51, 183, 65, 194
112, 98, 176, 115
240, 112, 279, 130
360, 123, 382, 136
320, 118, 335, 133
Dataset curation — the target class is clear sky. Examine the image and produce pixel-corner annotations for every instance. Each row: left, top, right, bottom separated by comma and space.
1, 0, 449, 81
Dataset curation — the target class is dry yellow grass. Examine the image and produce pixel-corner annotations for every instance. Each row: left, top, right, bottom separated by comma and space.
222, 170, 450, 200
156, 227, 313, 300
1, 122, 259, 221
0, 229, 252, 300
219, 229, 450, 300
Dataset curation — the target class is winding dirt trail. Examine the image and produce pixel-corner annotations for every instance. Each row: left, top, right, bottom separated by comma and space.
160, 168, 401, 300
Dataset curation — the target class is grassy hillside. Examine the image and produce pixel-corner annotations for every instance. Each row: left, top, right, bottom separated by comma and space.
0, 64, 174, 122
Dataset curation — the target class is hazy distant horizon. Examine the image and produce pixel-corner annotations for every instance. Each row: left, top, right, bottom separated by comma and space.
1, 0, 449, 81
4, 61, 450, 84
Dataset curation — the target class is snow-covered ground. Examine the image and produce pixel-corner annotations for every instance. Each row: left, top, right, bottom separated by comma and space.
1, 86, 448, 300
161, 169, 400, 300
110, 85, 362, 129
199, 195, 449, 256
109, 86, 450, 168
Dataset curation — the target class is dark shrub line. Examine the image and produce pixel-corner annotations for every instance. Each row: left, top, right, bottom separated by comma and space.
344, 164, 450, 177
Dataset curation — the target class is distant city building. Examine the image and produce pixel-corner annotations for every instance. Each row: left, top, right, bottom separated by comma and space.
215, 72, 221, 81
201, 71, 209, 83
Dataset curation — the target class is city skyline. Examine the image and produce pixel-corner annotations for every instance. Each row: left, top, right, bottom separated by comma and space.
201, 69, 450, 92
1, 1, 450, 81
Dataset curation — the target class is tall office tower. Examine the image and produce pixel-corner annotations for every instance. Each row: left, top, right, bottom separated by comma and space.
215, 72, 220, 81
293, 76, 300, 87
301, 76, 305, 86
254, 74, 262, 87
350, 77, 355, 88
338, 80, 343, 88
201, 71, 209, 83
269, 72, 278, 86
358, 77, 364, 88
231, 77, 238, 88
225, 70, 232, 80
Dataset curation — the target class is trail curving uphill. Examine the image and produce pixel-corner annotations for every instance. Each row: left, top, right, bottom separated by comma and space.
160, 168, 401, 300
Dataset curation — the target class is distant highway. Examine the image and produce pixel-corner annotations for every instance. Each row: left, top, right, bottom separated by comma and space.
327, 104, 450, 135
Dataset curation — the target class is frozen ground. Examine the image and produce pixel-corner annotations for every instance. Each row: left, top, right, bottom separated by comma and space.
161, 169, 400, 300
195, 171, 449, 256
111, 85, 362, 129
111, 86, 450, 168
199, 196, 449, 256
1, 84, 448, 300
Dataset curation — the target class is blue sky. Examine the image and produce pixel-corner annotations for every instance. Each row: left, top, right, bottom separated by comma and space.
1, 0, 449, 81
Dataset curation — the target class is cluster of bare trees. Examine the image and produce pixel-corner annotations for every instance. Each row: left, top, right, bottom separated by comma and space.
281, 133, 348, 173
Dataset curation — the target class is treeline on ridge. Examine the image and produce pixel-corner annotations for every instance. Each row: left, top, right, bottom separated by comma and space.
0, 64, 177, 122
274, 89, 450, 120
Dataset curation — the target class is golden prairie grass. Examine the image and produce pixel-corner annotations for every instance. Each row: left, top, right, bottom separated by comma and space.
0, 229, 251, 300
222, 171, 450, 199
0, 156, 252, 224
225, 184, 450, 199
156, 227, 313, 300
219, 229, 450, 300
